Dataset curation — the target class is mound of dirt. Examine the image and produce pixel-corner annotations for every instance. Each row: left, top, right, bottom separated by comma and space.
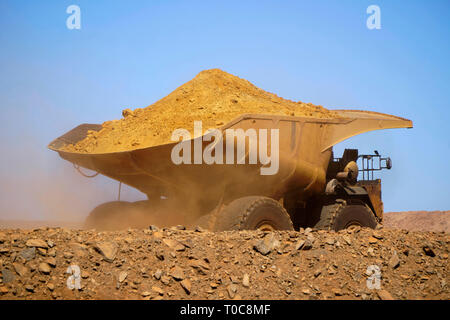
62, 69, 337, 153
0, 226, 448, 300
384, 211, 450, 233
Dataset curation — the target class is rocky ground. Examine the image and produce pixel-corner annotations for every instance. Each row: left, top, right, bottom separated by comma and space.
0, 225, 448, 300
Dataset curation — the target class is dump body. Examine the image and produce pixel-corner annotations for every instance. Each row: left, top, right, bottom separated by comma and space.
49, 110, 412, 211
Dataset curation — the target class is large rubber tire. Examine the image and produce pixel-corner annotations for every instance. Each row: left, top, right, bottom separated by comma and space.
84, 201, 134, 230
85, 199, 190, 230
192, 213, 215, 230
314, 202, 378, 231
213, 196, 294, 231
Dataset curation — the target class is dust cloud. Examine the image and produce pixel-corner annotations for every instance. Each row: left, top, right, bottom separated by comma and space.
0, 135, 146, 229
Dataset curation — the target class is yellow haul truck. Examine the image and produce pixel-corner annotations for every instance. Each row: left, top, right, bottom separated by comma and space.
49, 110, 412, 231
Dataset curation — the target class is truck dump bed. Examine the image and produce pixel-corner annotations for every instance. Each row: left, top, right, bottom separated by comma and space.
49, 110, 412, 206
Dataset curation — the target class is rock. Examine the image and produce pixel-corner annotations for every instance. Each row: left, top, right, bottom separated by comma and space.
25, 284, 35, 292
38, 262, 51, 274
180, 239, 193, 248
180, 279, 191, 294
149, 225, 159, 231
327, 265, 337, 275
332, 288, 342, 296
47, 283, 55, 291
26, 239, 48, 248
18, 247, 36, 261
154, 232, 164, 240
195, 226, 205, 232
70, 243, 88, 257
229, 276, 238, 284
0, 286, 8, 295
307, 234, 315, 242
163, 239, 186, 251
342, 235, 352, 245
152, 286, 164, 295
227, 284, 238, 299
13, 263, 28, 277
295, 239, 313, 251
45, 257, 57, 267
242, 274, 250, 288
141, 291, 151, 297
94, 241, 118, 262
170, 266, 184, 281
63, 252, 73, 259
189, 259, 210, 275
118, 271, 128, 283
1, 269, 15, 283
37, 248, 47, 256
377, 289, 394, 300
423, 246, 435, 257
368, 237, 378, 244
294, 240, 305, 250
389, 251, 401, 269
372, 231, 383, 239
47, 240, 54, 248
155, 249, 165, 261
122, 108, 134, 118
161, 275, 171, 285
325, 238, 335, 245
154, 269, 163, 280
254, 234, 280, 255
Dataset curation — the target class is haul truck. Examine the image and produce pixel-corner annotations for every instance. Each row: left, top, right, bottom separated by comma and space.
48, 110, 412, 231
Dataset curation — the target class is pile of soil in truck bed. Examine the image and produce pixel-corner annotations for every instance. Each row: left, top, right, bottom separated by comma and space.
0, 226, 448, 300
62, 69, 338, 154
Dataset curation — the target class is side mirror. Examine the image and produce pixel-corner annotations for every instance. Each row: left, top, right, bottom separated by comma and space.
385, 157, 392, 170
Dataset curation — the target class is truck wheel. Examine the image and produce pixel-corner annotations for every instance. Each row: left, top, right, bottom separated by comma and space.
85, 199, 184, 230
213, 196, 294, 231
84, 201, 133, 230
314, 202, 378, 231
193, 213, 215, 230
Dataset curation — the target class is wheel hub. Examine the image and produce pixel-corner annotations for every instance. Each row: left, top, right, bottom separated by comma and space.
257, 223, 275, 231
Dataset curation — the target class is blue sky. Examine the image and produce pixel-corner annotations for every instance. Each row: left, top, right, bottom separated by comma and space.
0, 0, 449, 221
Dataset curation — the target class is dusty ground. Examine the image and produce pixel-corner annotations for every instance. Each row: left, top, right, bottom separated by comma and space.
0, 220, 82, 230
384, 211, 449, 233
0, 223, 448, 300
